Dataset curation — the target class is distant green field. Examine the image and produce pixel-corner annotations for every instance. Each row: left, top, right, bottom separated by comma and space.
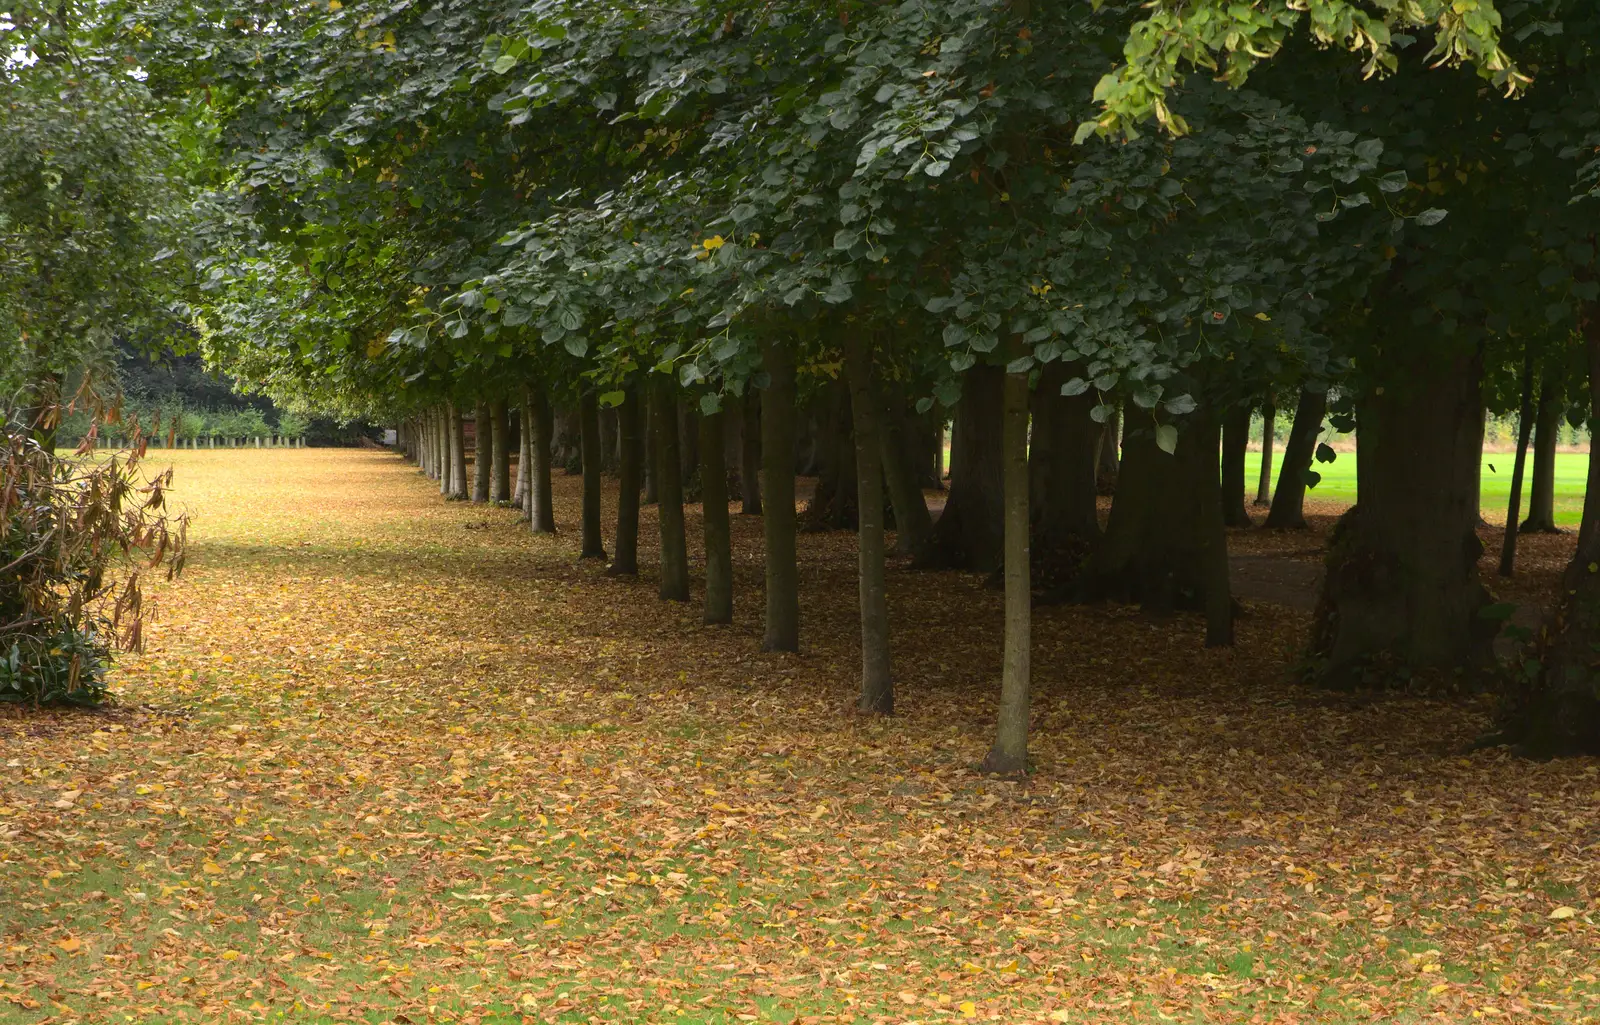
1243, 451, 1589, 526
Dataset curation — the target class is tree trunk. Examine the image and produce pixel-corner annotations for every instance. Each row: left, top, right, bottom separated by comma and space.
679, 402, 699, 490
1263, 387, 1327, 530
930, 365, 1005, 571
1095, 406, 1120, 495
527, 386, 556, 534
1190, 411, 1235, 646
760, 340, 801, 652
1306, 350, 1492, 686
1030, 361, 1101, 553
844, 336, 892, 714
983, 362, 1031, 774
740, 390, 763, 515
1499, 352, 1537, 577
579, 389, 607, 560
1255, 399, 1275, 506
933, 419, 946, 488
438, 407, 451, 494
654, 376, 690, 601
491, 400, 511, 503
880, 390, 936, 562
1507, 305, 1600, 755
699, 409, 733, 624
608, 385, 643, 577
802, 377, 857, 531
473, 401, 492, 503
599, 406, 619, 474
514, 405, 530, 514
1521, 378, 1562, 533
642, 386, 658, 506
1220, 405, 1253, 528
448, 402, 468, 500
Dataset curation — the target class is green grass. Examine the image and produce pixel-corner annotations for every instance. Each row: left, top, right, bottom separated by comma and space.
1244, 450, 1589, 525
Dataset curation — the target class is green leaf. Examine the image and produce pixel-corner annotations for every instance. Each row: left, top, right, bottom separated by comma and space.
1416, 208, 1449, 226
492, 54, 520, 75
598, 390, 626, 408
1300, 468, 1322, 489
1154, 424, 1178, 455
1060, 377, 1090, 397
699, 393, 722, 416
1315, 443, 1337, 464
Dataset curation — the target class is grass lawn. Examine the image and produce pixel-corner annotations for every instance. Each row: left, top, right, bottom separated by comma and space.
1244, 451, 1590, 526
2, 450, 1596, 1024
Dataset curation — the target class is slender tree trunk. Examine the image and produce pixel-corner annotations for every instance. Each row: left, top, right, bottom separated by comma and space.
438, 407, 451, 494
491, 400, 511, 503
1522, 378, 1562, 533
654, 376, 690, 601
578, 390, 608, 560
1095, 407, 1121, 494
699, 409, 734, 624
1307, 349, 1491, 685
1263, 387, 1327, 529
844, 336, 892, 714
1255, 399, 1276, 506
449, 403, 469, 500
514, 405, 531, 514
983, 362, 1031, 774
1220, 405, 1253, 528
1500, 352, 1537, 576
473, 401, 492, 503
642, 386, 658, 506
527, 386, 556, 534
760, 340, 801, 652
608, 385, 643, 577
741, 390, 763, 515
931, 365, 1005, 570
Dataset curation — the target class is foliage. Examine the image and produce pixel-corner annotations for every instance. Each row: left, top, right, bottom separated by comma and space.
0, 414, 187, 706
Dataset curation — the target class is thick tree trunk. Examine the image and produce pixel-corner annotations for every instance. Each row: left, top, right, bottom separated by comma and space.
608, 385, 643, 577
653, 377, 690, 601
679, 402, 699, 490
579, 390, 607, 561
599, 407, 619, 474
760, 341, 801, 652
844, 337, 892, 714
1190, 412, 1235, 646
1220, 405, 1253, 528
473, 401, 492, 503
1306, 350, 1492, 686
983, 363, 1031, 773
1095, 406, 1120, 495
1074, 424, 1230, 622
740, 391, 763, 515
642, 386, 658, 506
1499, 352, 1537, 577
802, 377, 857, 531
1507, 306, 1600, 755
1255, 399, 1275, 506
699, 409, 733, 624
491, 400, 511, 503
1263, 387, 1327, 530
448, 402, 468, 500
1522, 378, 1562, 533
880, 391, 936, 562
527, 386, 556, 534
930, 365, 1005, 571
1030, 361, 1101, 553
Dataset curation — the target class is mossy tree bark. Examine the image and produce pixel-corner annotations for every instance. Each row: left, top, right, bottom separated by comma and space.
1306, 349, 1492, 686
490, 400, 511, 503
1263, 387, 1326, 529
653, 376, 690, 602
1254, 398, 1275, 506
1220, 405, 1253, 528
844, 336, 892, 715
526, 385, 556, 534
1521, 377, 1563, 533
472, 401, 492, 503
983, 363, 1032, 774
760, 340, 800, 652
608, 384, 642, 577
699, 409, 734, 624
931, 365, 1005, 571
579, 389, 607, 561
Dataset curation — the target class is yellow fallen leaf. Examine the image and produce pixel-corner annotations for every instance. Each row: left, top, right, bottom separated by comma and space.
220, 949, 241, 961
1429, 983, 1450, 996
1050, 1011, 1071, 1023
203, 861, 223, 875
1548, 906, 1578, 920
56, 936, 81, 953
959, 1001, 976, 1018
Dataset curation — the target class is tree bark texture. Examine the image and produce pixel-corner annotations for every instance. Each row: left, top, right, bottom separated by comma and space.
699, 410, 734, 624
1264, 387, 1327, 530
1029, 361, 1101, 550
931, 365, 1005, 572
760, 341, 801, 652
447, 402, 468, 501
1255, 399, 1275, 506
527, 386, 556, 534
1522, 378, 1562, 533
579, 389, 607, 561
473, 401, 492, 503
653, 376, 690, 601
740, 390, 763, 515
1220, 405, 1253, 528
491, 400, 511, 503
983, 365, 1032, 773
844, 336, 893, 714
1499, 352, 1536, 577
608, 385, 642, 577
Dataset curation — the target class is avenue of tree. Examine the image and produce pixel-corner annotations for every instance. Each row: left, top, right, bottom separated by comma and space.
6, 0, 1600, 757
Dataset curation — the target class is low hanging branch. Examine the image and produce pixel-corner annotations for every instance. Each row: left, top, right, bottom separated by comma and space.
0, 412, 188, 706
